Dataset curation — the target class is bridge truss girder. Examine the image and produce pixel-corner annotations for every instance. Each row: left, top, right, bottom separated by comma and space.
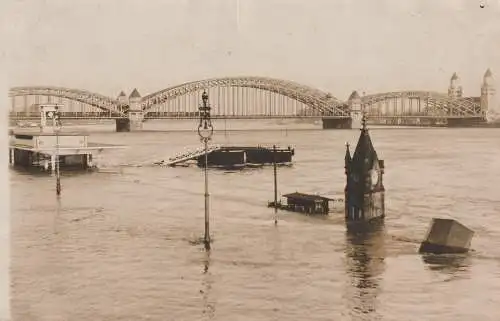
9, 86, 127, 117
8, 84, 484, 120
362, 91, 483, 118
140, 76, 349, 117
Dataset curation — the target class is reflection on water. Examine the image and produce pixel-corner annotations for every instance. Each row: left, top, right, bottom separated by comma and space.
201, 248, 215, 319
421, 253, 471, 274
10, 126, 500, 320
344, 222, 386, 320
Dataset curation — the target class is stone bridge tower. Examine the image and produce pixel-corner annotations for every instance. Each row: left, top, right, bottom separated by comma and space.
344, 114, 385, 225
117, 91, 127, 106
348, 90, 362, 129
115, 88, 145, 132
128, 88, 144, 131
481, 68, 498, 123
448, 72, 463, 99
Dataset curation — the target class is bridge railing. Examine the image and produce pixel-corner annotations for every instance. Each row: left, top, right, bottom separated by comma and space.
9, 111, 126, 118
144, 111, 201, 118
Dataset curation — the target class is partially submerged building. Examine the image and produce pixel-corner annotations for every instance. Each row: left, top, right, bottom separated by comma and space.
344, 115, 385, 224
9, 104, 125, 173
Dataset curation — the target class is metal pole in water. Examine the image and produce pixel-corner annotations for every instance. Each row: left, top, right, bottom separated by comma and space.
52, 112, 62, 197
273, 144, 278, 224
198, 90, 214, 250
204, 137, 210, 247
56, 132, 61, 196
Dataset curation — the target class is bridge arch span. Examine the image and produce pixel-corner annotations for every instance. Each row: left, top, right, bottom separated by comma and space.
362, 91, 483, 117
141, 76, 348, 116
9, 86, 126, 116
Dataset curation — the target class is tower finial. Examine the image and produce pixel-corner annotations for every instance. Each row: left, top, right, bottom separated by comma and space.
361, 110, 367, 131
360, 91, 367, 131
344, 141, 351, 174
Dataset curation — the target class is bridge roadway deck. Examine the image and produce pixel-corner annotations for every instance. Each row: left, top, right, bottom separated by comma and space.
8, 114, 483, 120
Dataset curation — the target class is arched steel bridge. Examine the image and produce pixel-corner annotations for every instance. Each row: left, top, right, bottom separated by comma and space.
361, 91, 483, 117
9, 76, 484, 123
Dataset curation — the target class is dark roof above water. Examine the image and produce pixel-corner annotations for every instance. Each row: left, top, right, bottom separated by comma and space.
282, 192, 335, 202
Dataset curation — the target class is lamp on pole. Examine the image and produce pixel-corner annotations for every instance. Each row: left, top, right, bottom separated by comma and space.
52, 109, 62, 196
198, 90, 214, 249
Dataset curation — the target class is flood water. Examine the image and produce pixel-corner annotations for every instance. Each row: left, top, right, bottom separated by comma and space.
10, 120, 500, 320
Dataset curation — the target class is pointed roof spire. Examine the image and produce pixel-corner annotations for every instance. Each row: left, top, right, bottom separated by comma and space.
348, 90, 361, 101
484, 68, 493, 77
350, 110, 378, 175
451, 72, 459, 81
345, 142, 352, 174
345, 142, 352, 162
129, 88, 141, 99
361, 110, 367, 132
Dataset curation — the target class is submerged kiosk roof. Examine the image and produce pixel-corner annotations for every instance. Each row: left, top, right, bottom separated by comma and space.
282, 192, 336, 202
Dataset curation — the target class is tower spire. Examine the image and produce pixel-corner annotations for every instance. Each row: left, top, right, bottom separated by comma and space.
361, 110, 367, 131
345, 142, 352, 174
345, 142, 351, 161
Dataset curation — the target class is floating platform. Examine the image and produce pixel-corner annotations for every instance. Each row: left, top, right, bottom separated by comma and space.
419, 218, 474, 254
9, 103, 127, 173
162, 145, 295, 168
268, 192, 344, 215
9, 129, 126, 172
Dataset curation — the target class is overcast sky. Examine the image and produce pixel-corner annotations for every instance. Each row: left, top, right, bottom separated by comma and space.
1, 0, 499, 100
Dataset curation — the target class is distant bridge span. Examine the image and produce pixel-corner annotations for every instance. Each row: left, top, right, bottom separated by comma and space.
141, 76, 347, 115
8, 73, 490, 130
9, 86, 127, 116
362, 91, 482, 117
9, 76, 348, 116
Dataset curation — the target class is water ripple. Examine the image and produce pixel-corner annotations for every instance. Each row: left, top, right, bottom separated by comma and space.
10, 126, 500, 320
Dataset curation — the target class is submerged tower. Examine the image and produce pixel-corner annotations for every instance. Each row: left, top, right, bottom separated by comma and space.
344, 114, 385, 224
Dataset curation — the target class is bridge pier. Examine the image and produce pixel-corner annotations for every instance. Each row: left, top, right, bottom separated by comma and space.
115, 88, 145, 132
115, 112, 145, 132
446, 117, 485, 127
115, 119, 130, 132
322, 117, 352, 129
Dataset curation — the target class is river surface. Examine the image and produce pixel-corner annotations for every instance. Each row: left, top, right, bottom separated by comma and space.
10, 120, 500, 320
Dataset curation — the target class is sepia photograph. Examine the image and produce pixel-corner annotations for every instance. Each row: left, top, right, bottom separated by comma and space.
2, 0, 500, 320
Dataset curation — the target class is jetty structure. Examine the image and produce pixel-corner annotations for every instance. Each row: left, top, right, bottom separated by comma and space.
9, 104, 125, 173
162, 144, 295, 169
344, 113, 385, 225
